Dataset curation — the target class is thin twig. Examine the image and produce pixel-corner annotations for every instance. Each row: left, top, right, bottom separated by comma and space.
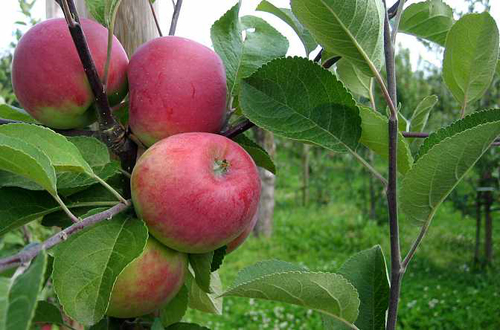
169, 0, 183, 36
148, 0, 163, 37
102, 0, 122, 89
382, 1, 403, 329
0, 202, 131, 273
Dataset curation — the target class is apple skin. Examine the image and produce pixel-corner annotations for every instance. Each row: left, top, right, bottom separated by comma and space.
12, 18, 128, 129
106, 236, 187, 318
226, 211, 259, 254
130, 133, 261, 253
128, 36, 227, 147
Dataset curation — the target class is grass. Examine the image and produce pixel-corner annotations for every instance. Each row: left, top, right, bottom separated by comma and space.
185, 195, 500, 329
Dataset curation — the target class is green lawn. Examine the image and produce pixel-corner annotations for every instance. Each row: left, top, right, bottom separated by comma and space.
185, 196, 500, 329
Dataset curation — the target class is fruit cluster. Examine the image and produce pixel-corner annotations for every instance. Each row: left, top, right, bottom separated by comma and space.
12, 18, 261, 318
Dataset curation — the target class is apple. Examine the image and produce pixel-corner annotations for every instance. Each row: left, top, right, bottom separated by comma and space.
106, 236, 187, 318
12, 18, 129, 129
226, 211, 259, 254
128, 36, 227, 147
130, 133, 261, 253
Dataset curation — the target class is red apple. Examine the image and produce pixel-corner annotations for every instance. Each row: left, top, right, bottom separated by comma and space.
128, 36, 227, 147
226, 211, 259, 254
12, 18, 128, 129
130, 133, 261, 253
106, 236, 187, 318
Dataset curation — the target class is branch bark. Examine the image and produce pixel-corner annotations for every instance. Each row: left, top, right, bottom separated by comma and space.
169, 0, 183, 36
0, 202, 131, 273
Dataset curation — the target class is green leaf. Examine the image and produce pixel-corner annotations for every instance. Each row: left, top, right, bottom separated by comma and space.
232, 134, 276, 174
53, 215, 148, 325
401, 109, 500, 228
210, 3, 289, 96
0, 124, 93, 175
291, 0, 384, 76
160, 285, 188, 327
0, 278, 9, 323
152, 319, 165, 330
256, 0, 317, 55
232, 260, 306, 287
359, 107, 413, 175
0, 134, 57, 195
186, 270, 223, 315
0, 104, 37, 123
1, 251, 47, 330
399, 0, 454, 46
0, 188, 58, 236
240, 57, 361, 153
223, 264, 359, 327
210, 246, 227, 273
443, 13, 499, 108
85, 0, 122, 27
189, 252, 214, 293
409, 95, 438, 134
68, 136, 110, 167
337, 246, 389, 330
166, 323, 210, 330
336, 59, 372, 99
32, 301, 64, 326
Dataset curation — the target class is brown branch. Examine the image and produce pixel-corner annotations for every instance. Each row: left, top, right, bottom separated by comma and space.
59, 0, 137, 177
169, 0, 183, 36
222, 120, 255, 139
0, 202, 131, 273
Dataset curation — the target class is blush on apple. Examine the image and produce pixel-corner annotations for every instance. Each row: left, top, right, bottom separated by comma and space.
226, 211, 259, 254
130, 133, 261, 254
12, 18, 128, 129
128, 36, 227, 147
106, 236, 187, 318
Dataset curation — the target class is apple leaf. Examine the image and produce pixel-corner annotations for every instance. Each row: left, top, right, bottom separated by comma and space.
68, 136, 110, 167
359, 107, 413, 175
210, 3, 289, 96
0, 134, 57, 195
0, 251, 47, 330
233, 134, 276, 174
291, 0, 384, 76
53, 215, 148, 325
0, 104, 37, 123
409, 95, 439, 135
399, 0, 454, 47
211, 246, 227, 273
0, 124, 93, 175
443, 13, 499, 108
152, 319, 165, 330
336, 59, 372, 99
32, 301, 65, 326
189, 252, 214, 293
186, 270, 223, 315
401, 109, 500, 231
84, 0, 122, 27
0, 188, 59, 236
331, 246, 389, 330
239, 57, 361, 153
256, 0, 317, 56
223, 260, 359, 328
160, 285, 188, 327
232, 260, 306, 287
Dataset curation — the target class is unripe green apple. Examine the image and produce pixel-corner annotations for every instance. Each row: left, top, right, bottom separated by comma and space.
12, 18, 129, 129
106, 236, 187, 318
130, 133, 261, 253
128, 36, 227, 146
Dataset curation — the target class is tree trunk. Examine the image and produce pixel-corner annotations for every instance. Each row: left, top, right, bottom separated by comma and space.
302, 144, 310, 206
49, 1, 160, 56
484, 189, 493, 265
474, 191, 482, 266
253, 128, 276, 238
